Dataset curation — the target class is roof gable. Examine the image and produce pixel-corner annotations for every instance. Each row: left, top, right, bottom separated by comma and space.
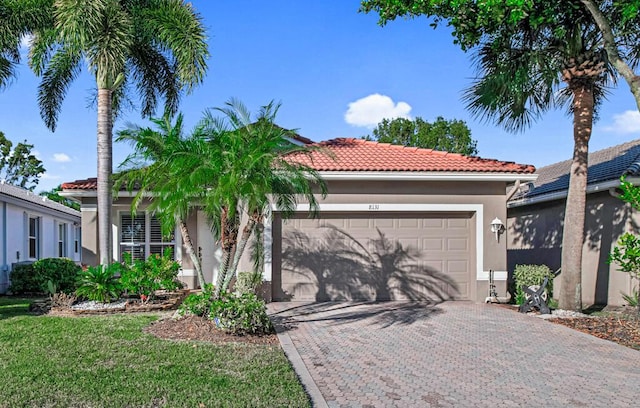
0, 182, 80, 217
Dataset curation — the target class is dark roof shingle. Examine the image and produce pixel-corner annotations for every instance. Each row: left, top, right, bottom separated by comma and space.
512, 139, 640, 200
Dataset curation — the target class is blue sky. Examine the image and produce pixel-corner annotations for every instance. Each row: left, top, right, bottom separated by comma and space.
1, 0, 640, 192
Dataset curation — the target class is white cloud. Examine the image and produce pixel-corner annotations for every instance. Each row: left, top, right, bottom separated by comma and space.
53, 153, 71, 163
344, 94, 412, 128
41, 173, 61, 180
603, 110, 640, 134
32, 150, 41, 159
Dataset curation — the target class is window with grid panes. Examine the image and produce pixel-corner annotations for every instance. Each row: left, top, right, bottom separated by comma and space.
119, 213, 175, 262
58, 223, 67, 257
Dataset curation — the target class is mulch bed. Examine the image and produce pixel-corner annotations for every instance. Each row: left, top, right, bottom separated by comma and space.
496, 303, 640, 350
549, 315, 640, 350
144, 315, 280, 346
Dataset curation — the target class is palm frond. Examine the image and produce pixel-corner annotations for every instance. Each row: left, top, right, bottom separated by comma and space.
37, 44, 82, 130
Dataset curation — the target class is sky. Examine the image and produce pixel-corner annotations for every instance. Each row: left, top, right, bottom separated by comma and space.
1, 0, 640, 193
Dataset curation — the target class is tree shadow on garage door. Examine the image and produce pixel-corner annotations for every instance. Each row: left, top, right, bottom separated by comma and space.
280, 225, 459, 303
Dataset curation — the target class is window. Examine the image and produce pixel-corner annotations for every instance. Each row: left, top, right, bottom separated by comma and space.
28, 216, 40, 259
120, 213, 175, 262
58, 223, 67, 257
74, 225, 81, 254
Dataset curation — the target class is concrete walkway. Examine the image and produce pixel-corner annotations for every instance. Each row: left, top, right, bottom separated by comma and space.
268, 302, 640, 408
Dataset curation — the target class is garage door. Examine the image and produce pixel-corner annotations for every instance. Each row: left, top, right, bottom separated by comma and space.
276, 212, 474, 301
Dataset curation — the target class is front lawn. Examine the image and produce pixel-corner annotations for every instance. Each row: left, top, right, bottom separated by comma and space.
0, 298, 310, 408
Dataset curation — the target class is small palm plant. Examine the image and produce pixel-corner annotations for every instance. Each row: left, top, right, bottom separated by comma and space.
75, 264, 123, 303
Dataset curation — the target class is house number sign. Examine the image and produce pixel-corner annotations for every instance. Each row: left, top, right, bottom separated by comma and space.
368, 204, 380, 211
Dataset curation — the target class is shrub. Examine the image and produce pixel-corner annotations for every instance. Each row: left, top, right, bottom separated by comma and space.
608, 232, 640, 313
210, 293, 273, 335
513, 264, 555, 305
8, 263, 37, 294
179, 286, 214, 317
120, 249, 182, 299
75, 264, 123, 303
235, 271, 262, 295
34, 258, 81, 294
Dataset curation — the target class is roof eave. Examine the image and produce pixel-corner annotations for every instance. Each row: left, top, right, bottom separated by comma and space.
318, 171, 538, 182
508, 176, 640, 208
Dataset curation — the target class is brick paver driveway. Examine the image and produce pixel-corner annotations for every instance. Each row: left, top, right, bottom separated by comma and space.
268, 302, 640, 408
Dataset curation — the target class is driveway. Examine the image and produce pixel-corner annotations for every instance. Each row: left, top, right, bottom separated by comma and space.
267, 302, 640, 408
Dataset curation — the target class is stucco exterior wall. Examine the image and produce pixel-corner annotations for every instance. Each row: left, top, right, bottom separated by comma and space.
507, 191, 635, 307
79, 178, 512, 302
270, 180, 510, 303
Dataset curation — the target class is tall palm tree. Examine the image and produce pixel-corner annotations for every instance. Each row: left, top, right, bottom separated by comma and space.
163, 99, 328, 298
115, 114, 206, 288
27, 0, 208, 265
464, 7, 612, 311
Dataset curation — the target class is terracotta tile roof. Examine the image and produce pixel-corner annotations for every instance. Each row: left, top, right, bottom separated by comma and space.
287, 138, 536, 173
62, 138, 535, 190
512, 138, 640, 200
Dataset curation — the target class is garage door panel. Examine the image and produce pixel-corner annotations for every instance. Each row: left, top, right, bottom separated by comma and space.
448, 218, 469, 229
278, 213, 474, 301
374, 218, 394, 228
447, 238, 469, 251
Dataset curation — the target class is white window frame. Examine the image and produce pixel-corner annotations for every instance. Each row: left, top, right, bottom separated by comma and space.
58, 222, 67, 257
74, 224, 81, 254
28, 215, 40, 260
119, 212, 177, 262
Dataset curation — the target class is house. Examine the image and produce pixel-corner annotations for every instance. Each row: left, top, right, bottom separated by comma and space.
508, 139, 640, 307
0, 181, 81, 294
61, 138, 536, 302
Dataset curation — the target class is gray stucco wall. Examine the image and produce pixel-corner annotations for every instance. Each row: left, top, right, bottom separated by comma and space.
507, 191, 635, 307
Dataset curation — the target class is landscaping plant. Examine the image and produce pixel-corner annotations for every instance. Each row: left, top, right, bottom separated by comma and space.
513, 264, 556, 306
119, 248, 182, 300
9, 258, 81, 295
75, 264, 123, 303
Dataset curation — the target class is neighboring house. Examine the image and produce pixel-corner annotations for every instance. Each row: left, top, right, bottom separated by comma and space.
0, 181, 82, 294
508, 139, 640, 307
61, 138, 535, 302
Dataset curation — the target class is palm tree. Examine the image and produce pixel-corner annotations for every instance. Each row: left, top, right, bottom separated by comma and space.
0, 0, 51, 90
464, 9, 612, 311
160, 99, 327, 298
115, 114, 206, 288
26, 0, 208, 265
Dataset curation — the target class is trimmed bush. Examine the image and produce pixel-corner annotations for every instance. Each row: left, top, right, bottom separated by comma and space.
210, 293, 273, 335
513, 264, 555, 305
34, 258, 81, 294
8, 258, 81, 295
8, 263, 37, 294
179, 290, 273, 335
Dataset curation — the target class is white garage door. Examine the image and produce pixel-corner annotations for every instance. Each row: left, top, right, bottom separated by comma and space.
277, 212, 474, 301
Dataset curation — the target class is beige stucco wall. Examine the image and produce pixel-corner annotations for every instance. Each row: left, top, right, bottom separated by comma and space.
78, 178, 512, 302
507, 191, 635, 307
270, 180, 510, 303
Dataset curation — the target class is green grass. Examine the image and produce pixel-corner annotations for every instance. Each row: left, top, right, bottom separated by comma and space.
0, 297, 310, 408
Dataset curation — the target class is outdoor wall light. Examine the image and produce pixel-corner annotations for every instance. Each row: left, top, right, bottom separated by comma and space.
490, 217, 505, 241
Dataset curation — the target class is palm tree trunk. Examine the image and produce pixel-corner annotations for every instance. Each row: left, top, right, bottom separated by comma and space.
178, 220, 206, 289
559, 84, 594, 312
225, 216, 257, 290
97, 88, 113, 265
214, 208, 238, 298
